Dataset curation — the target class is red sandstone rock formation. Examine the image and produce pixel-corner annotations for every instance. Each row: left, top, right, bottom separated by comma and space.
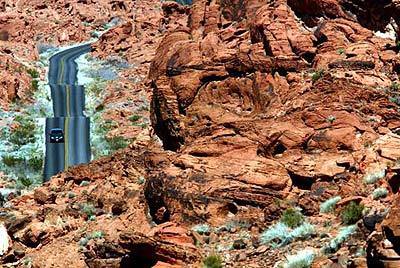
2, 0, 400, 266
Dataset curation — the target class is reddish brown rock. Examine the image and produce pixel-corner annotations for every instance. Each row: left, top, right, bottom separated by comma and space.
0, 54, 32, 108
367, 196, 400, 267
3, 0, 400, 267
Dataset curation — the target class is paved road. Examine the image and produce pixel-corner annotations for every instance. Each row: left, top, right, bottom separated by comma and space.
44, 44, 92, 181
49, 85, 85, 117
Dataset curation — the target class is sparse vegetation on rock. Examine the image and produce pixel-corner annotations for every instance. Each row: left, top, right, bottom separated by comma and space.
260, 221, 315, 247
2, 155, 23, 167
281, 249, 315, 268
281, 208, 304, 228
323, 225, 358, 254
341, 202, 364, 225
364, 169, 386, 184
10, 116, 36, 146
372, 188, 388, 200
320, 196, 341, 214
202, 254, 223, 268
311, 70, 324, 82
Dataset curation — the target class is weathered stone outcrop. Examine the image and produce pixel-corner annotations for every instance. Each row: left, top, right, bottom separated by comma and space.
147, 0, 400, 228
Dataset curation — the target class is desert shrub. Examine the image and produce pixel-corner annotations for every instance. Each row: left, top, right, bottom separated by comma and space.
27, 68, 39, 79
326, 115, 336, 123
100, 120, 117, 131
67, 192, 76, 199
79, 180, 90, 187
311, 70, 324, 82
106, 136, 129, 151
2, 155, 23, 166
202, 254, 222, 268
283, 249, 315, 268
341, 202, 364, 225
192, 224, 211, 235
390, 82, 400, 91
129, 115, 141, 123
260, 222, 315, 247
320, 196, 341, 214
364, 169, 386, 184
90, 230, 104, 239
31, 80, 39, 91
79, 203, 96, 218
137, 176, 145, 184
281, 208, 304, 228
10, 116, 36, 146
389, 96, 400, 106
18, 177, 33, 188
79, 231, 104, 247
337, 48, 345, 55
282, 222, 315, 246
87, 81, 103, 97
78, 237, 89, 246
260, 222, 288, 245
372, 187, 388, 200
323, 225, 357, 254
28, 156, 43, 171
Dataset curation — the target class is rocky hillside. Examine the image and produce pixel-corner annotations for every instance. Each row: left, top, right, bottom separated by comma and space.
2, 0, 400, 267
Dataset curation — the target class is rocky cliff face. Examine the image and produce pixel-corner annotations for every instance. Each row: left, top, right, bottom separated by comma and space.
2, 0, 400, 267
147, 0, 400, 266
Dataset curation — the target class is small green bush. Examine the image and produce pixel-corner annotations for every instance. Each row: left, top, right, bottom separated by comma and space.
87, 82, 102, 96
2, 155, 23, 166
129, 115, 141, 123
100, 120, 117, 131
28, 156, 43, 171
31, 80, 39, 91
67, 192, 76, 199
337, 48, 345, 55
107, 136, 129, 151
10, 116, 36, 146
202, 254, 223, 268
311, 70, 324, 82
27, 68, 39, 79
341, 201, 364, 225
80, 203, 96, 218
390, 82, 400, 91
389, 96, 400, 106
281, 208, 304, 228
18, 177, 33, 187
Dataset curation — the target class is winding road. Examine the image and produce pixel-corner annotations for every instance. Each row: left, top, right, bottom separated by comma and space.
44, 44, 92, 181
